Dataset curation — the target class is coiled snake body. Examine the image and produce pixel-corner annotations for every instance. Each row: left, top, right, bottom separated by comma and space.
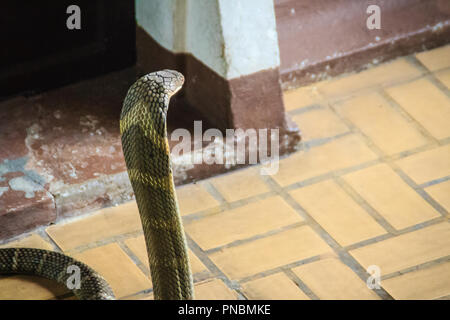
0, 70, 194, 300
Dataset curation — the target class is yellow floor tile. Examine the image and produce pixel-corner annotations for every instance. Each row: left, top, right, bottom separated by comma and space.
395, 144, 450, 185
317, 58, 422, 98
291, 108, 349, 142
123, 235, 207, 275
209, 226, 331, 280
382, 262, 450, 300
194, 279, 238, 300
292, 258, 379, 300
349, 222, 450, 275
273, 134, 378, 186
0, 275, 69, 300
290, 180, 386, 246
425, 180, 450, 213
241, 273, 309, 300
386, 78, 450, 140
283, 84, 322, 111
343, 164, 440, 230
46, 201, 142, 251
186, 196, 303, 250
176, 182, 220, 216
73, 243, 152, 299
434, 69, 450, 89
416, 45, 450, 71
208, 166, 271, 202
336, 92, 429, 155
0, 233, 53, 250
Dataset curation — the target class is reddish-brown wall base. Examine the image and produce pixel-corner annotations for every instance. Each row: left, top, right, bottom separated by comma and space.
275, 0, 450, 88
136, 27, 298, 142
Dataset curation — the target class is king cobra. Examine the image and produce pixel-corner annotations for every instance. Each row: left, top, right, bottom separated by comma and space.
0, 70, 194, 300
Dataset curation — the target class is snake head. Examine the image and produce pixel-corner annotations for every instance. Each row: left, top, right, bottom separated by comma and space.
156, 69, 185, 97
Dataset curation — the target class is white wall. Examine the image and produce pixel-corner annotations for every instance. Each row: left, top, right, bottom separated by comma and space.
135, 0, 280, 79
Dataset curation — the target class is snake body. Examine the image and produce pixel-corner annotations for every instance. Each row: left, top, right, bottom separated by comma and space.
0, 70, 194, 300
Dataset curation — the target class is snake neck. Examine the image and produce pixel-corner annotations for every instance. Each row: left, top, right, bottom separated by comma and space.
120, 72, 194, 300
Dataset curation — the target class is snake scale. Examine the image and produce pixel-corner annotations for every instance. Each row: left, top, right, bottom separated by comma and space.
0, 70, 194, 300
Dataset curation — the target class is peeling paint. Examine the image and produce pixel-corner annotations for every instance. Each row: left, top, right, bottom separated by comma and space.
0, 186, 8, 197
8, 176, 43, 198
0, 157, 46, 186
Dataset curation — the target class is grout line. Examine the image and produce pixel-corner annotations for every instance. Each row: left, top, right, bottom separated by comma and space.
282, 159, 381, 193
380, 255, 450, 281
438, 136, 450, 146
301, 131, 353, 149
201, 181, 229, 207
327, 96, 449, 219
238, 255, 324, 284
65, 230, 144, 255
283, 269, 320, 300
117, 240, 151, 279
260, 174, 394, 300
388, 163, 448, 217
408, 55, 450, 98
419, 175, 450, 189
344, 234, 395, 252
334, 176, 398, 235
287, 104, 324, 116
379, 88, 440, 146
315, 73, 428, 106
184, 233, 246, 300
204, 222, 307, 255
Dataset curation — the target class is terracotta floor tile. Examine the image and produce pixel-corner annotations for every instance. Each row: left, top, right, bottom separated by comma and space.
208, 166, 271, 202
425, 180, 450, 213
194, 279, 238, 300
292, 258, 379, 300
124, 235, 207, 275
46, 201, 142, 251
317, 58, 422, 98
273, 134, 378, 186
395, 144, 450, 185
349, 222, 450, 275
343, 164, 440, 230
416, 45, 450, 71
434, 69, 450, 89
0, 275, 69, 300
290, 180, 386, 246
336, 92, 428, 155
176, 183, 220, 216
0, 233, 53, 250
73, 243, 151, 299
241, 273, 309, 300
186, 196, 303, 250
386, 78, 450, 140
291, 108, 349, 142
209, 226, 331, 280
283, 84, 322, 111
382, 262, 450, 300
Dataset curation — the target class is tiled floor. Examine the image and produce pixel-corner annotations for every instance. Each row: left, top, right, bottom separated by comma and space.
1, 45, 449, 300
